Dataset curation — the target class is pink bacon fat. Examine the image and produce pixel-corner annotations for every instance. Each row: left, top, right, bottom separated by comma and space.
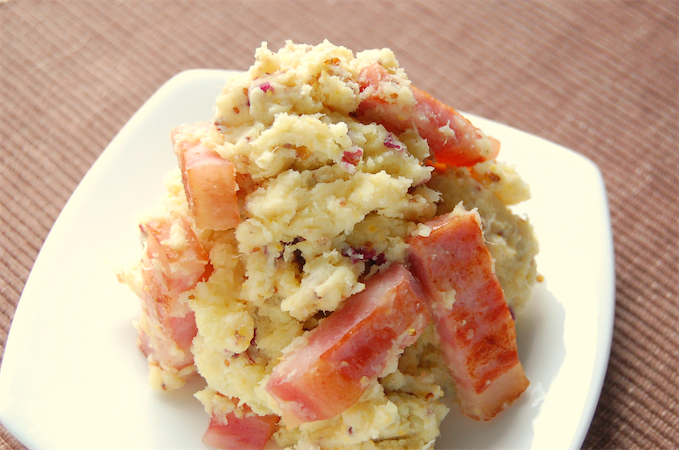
265, 263, 430, 427
355, 63, 499, 167
171, 122, 240, 231
202, 405, 279, 450
138, 216, 210, 384
406, 209, 529, 420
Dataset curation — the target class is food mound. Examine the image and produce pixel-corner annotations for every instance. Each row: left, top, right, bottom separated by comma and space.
117, 40, 539, 450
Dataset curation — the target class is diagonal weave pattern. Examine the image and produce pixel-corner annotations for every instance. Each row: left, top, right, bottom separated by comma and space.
1, 1, 677, 449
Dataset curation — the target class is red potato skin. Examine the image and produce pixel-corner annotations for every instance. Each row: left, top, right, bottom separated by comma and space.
202, 407, 279, 450
406, 211, 529, 420
172, 122, 240, 230
355, 63, 498, 167
265, 264, 430, 426
138, 217, 209, 376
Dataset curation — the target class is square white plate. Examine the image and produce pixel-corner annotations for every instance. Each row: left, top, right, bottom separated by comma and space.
0, 69, 615, 450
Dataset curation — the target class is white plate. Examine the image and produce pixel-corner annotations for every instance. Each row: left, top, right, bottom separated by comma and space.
0, 69, 615, 450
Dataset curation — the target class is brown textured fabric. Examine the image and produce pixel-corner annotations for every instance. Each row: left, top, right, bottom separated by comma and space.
1, 1, 677, 449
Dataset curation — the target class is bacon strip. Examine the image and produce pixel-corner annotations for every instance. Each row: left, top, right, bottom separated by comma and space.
406, 210, 528, 420
172, 122, 240, 230
355, 63, 498, 167
266, 264, 430, 426
202, 406, 279, 450
137, 216, 209, 385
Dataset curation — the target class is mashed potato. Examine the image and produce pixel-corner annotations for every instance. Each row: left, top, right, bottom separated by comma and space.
119, 40, 538, 450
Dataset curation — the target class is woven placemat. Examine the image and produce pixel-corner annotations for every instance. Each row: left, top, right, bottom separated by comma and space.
1, 1, 677, 448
